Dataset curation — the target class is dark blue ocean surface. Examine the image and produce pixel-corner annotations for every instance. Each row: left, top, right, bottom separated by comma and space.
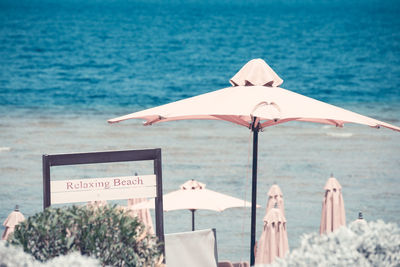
1, 0, 400, 115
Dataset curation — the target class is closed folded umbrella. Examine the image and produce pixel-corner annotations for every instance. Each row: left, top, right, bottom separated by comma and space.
354, 211, 367, 225
2, 205, 25, 240
320, 176, 346, 234
126, 198, 155, 234
254, 205, 289, 265
265, 184, 285, 218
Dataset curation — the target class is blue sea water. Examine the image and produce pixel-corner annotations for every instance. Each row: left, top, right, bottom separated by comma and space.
0, 0, 399, 263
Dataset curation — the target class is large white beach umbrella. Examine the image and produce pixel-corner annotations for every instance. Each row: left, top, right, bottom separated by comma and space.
108, 58, 400, 265
131, 179, 256, 231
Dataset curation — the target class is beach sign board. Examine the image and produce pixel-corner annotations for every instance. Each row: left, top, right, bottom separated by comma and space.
43, 149, 165, 254
51, 175, 157, 204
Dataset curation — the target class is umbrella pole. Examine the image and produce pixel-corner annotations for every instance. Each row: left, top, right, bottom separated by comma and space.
250, 120, 259, 266
191, 209, 195, 231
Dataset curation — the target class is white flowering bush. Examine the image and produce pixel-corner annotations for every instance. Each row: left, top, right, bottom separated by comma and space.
0, 241, 101, 267
260, 220, 400, 267
0, 240, 38, 267
44, 251, 100, 267
353, 220, 400, 265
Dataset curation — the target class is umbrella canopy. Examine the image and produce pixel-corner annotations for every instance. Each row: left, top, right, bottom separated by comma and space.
108, 58, 400, 264
265, 184, 285, 218
319, 176, 346, 234
2, 206, 25, 240
109, 59, 400, 132
254, 206, 289, 265
126, 198, 155, 234
131, 179, 256, 231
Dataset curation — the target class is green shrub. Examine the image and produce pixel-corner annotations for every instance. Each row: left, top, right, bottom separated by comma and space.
9, 205, 163, 267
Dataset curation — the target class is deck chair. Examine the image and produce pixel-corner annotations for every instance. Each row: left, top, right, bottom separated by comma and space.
233, 262, 250, 267
218, 261, 234, 267
165, 228, 218, 267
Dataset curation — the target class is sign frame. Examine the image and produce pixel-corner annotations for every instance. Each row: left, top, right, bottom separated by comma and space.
42, 148, 164, 248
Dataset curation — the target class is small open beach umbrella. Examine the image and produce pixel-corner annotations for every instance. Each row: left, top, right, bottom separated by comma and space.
126, 198, 155, 234
254, 204, 289, 265
131, 179, 256, 231
108, 58, 400, 264
320, 176, 346, 234
265, 184, 285, 218
2, 205, 25, 240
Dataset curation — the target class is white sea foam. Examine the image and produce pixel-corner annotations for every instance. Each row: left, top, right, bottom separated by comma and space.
326, 132, 353, 138
0, 147, 11, 152
322, 125, 333, 129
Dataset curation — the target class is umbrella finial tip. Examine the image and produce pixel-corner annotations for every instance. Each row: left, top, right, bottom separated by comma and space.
358, 211, 363, 220
330, 173, 334, 177
15, 205, 19, 211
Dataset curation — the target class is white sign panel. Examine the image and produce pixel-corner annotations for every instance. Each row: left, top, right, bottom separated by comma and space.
51, 175, 156, 204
